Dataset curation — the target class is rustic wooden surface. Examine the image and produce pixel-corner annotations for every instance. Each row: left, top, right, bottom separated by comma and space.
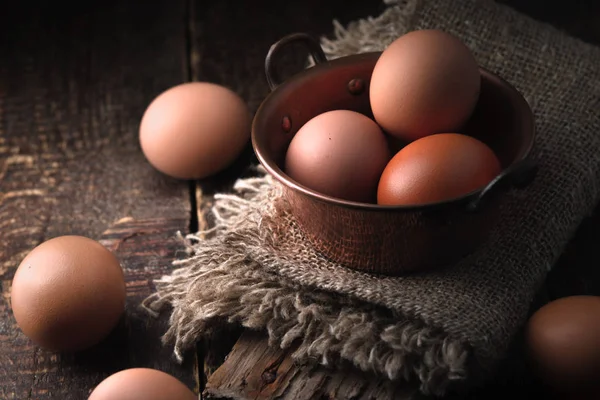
0, 1, 197, 399
204, 330, 417, 400
1, 0, 600, 399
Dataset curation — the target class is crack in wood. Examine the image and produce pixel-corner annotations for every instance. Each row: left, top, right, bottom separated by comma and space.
27, 346, 39, 400
260, 350, 287, 387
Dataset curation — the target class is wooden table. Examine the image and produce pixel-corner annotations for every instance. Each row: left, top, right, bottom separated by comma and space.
1, 1, 599, 399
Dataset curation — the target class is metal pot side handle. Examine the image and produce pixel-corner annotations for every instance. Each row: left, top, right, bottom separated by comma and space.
264, 32, 328, 91
467, 157, 539, 212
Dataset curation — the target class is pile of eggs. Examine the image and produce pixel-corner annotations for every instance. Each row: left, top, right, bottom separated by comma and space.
7, 28, 600, 398
285, 29, 502, 205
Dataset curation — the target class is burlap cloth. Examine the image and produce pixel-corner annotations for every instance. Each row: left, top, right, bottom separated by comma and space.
143, 0, 600, 396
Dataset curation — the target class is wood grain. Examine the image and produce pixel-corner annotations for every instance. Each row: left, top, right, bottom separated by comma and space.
0, 1, 196, 398
189, 0, 384, 114
204, 331, 418, 400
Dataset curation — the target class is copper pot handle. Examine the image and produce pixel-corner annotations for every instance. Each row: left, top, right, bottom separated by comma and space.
265, 32, 328, 91
467, 157, 538, 212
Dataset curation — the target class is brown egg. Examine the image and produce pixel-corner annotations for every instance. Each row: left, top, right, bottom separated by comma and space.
139, 82, 251, 180
370, 29, 480, 142
11, 235, 126, 352
377, 133, 501, 205
88, 368, 196, 400
526, 296, 600, 394
285, 110, 391, 203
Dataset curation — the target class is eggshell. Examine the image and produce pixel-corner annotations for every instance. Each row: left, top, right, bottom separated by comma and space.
10, 235, 125, 352
377, 133, 501, 205
370, 29, 480, 142
285, 110, 391, 203
88, 368, 196, 400
139, 82, 251, 180
526, 296, 600, 394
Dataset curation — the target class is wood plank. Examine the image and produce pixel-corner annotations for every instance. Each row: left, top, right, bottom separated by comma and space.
196, 0, 600, 399
0, 1, 196, 398
204, 330, 417, 400
189, 0, 385, 115
190, 0, 385, 384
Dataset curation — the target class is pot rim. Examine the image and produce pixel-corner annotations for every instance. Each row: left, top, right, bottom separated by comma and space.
252, 51, 536, 212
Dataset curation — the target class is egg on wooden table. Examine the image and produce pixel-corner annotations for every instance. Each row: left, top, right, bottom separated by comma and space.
370, 29, 480, 142
139, 81, 251, 180
284, 109, 391, 203
377, 133, 501, 206
10, 235, 126, 352
88, 368, 196, 400
526, 295, 600, 396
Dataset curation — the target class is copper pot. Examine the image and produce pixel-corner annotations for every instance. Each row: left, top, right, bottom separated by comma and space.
252, 33, 537, 276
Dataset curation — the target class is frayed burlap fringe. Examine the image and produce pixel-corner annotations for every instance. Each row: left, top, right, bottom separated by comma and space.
142, 167, 468, 396
307, 0, 418, 68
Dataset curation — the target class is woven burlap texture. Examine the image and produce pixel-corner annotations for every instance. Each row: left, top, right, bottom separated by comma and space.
143, 0, 600, 396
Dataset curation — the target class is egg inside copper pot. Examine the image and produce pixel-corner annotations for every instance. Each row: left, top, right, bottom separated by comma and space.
252, 36, 535, 275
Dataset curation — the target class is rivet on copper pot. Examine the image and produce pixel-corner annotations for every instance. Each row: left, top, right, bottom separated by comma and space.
347, 78, 365, 95
282, 116, 292, 132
